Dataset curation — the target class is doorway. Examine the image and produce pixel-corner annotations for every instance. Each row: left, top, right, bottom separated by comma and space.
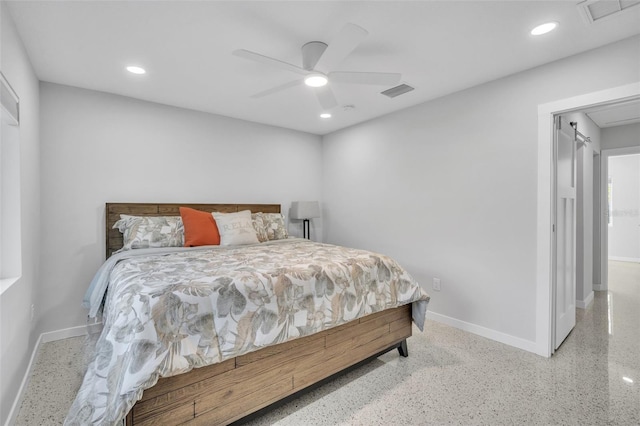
535, 82, 640, 358
593, 152, 602, 290
603, 148, 640, 271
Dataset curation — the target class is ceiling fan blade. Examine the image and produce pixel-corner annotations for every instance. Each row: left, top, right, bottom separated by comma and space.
314, 85, 338, 110
314, 23, 368, 73
233, 49, 308, 76
251, 79, 303, 99
329, 72, 401, 86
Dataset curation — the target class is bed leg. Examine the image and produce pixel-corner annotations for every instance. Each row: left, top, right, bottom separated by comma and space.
397, 339, 408, 357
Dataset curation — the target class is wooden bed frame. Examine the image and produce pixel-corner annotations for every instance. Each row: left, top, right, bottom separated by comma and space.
106, 203, 413, 426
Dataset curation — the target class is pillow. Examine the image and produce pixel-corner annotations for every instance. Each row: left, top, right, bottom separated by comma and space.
180, 207, 220, 246
261, 213, 289, 240
251, 213, 269, 243
113, 215, 184, 250
212, 210, 260, 246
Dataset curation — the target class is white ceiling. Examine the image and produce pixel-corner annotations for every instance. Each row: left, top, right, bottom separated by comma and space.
6, 1, 640, 135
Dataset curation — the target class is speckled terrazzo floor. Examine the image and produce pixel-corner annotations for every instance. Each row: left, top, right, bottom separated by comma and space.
15, 261, 639, 425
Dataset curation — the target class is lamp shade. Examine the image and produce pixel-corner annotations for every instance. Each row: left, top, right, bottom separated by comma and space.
290, 201, 320, 220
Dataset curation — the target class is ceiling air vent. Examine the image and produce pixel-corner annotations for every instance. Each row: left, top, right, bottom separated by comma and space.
381, 84, 415, 98
578, 0, 640, 24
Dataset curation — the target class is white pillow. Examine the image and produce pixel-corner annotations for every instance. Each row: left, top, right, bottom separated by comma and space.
212, 210, 260, 246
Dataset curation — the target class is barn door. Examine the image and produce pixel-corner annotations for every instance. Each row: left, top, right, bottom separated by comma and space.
553, 116, 577, 350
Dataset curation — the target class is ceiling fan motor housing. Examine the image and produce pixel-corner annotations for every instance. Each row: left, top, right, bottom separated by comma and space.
302, 41, 328, 70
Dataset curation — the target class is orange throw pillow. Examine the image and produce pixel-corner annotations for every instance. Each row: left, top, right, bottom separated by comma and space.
180, 207, 220, 246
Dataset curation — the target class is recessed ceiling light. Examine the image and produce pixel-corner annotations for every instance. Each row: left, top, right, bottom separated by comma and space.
531, 22, 558, 36
305, 73, 328, 87
623, 376, 634, 384
126, 66, 146, 75
320, 113, 332, 119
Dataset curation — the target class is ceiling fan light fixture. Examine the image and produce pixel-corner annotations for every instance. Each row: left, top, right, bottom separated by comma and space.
304, 73, 328, 87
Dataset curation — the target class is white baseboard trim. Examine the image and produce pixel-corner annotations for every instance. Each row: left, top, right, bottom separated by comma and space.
608, 256, 640, 263
41, 323, 97, 343
594, 283, 607, 291
424, 311, 537, 354
5, 323, 101, 426
576, 291, 594, 309
4, 333, 43, 426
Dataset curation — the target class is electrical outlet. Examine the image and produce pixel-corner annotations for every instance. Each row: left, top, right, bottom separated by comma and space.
433, 278, 441, 291
30, 304, 35, 321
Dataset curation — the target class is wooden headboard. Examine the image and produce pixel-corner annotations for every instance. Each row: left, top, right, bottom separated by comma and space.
106, 203, 281, 259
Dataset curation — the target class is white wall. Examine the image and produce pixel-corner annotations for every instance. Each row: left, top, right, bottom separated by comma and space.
322, 35, 640, 348
602, 122, 640, 150
562, 111, 601, 307
608, 154, 640, 261
38, 82, 322, 335
0, 2, 40, 424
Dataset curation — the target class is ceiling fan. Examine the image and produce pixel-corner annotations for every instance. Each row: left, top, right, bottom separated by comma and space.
233, 23, 401, 110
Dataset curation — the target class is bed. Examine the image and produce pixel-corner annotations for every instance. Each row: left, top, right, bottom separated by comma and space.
66, 203, 430, 426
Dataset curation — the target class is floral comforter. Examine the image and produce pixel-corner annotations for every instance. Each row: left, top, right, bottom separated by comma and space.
65, 239, 430, 425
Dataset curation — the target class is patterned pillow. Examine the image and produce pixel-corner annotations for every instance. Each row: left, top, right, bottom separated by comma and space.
212, 210, 260, 246
251, 213, 269, 243
262, 213, 289, 240
114, 215, 184, 250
